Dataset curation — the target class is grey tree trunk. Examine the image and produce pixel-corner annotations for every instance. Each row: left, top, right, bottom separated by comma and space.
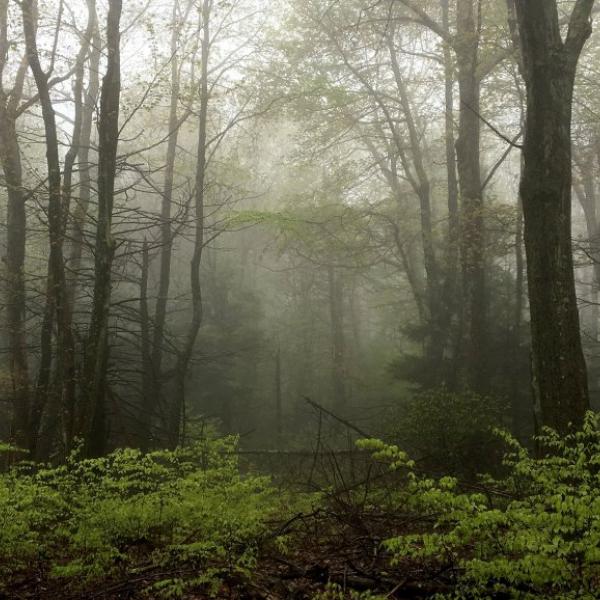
0, 2, 30, 451
0, 96, 29, 450
139, 0, 184, 449
68, 3, 101, 308
168, 0, 211, 447
328, 265, 346, 413
84, 0, 122, 456
455, 0, 487, 392
514, 0, 593, 433
22, 0, 76, 457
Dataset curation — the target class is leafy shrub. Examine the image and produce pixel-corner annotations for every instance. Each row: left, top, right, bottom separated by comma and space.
0, 436, 276, 597
359, 412, 600, 599
312, 582, 385, 599
389, 387, 509, 477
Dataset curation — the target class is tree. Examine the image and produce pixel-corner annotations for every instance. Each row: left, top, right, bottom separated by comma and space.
0, 0, 31, 450
84, 0, 122, 456
168, 0, 211, 447
22, 0, 78, 456
513, 0, 594, 433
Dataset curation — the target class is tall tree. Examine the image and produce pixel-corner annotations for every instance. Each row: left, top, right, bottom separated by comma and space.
22, 0, 77, 456
454, 0, 486, 391
0, 0, 30, 450
84, 0, 122, 456
168, 0, 211, 447
514, 0, 594, 433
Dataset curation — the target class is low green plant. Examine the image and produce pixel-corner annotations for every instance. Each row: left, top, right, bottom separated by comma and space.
0, 436, 276, 597
388, 387, 509, 477
312, 582, 386, 599
359, 412, 600, 599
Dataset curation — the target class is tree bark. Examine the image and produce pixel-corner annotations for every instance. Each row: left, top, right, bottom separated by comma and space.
387, 33, 446, 374
0, 0, 30, 450
328, 265, 346, 413
455, 0, 487, 392
22, 0, 76, 456
84, 0, 122, 456
440, 0, 460, 382
514, 0, 593, 433
68, 3, 100, 308
139, 0, 183, 449
168, 0, 210, 447
139, 241, 154, 449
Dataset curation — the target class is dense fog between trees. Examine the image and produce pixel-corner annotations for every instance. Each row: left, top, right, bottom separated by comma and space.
1, 1, 600, 598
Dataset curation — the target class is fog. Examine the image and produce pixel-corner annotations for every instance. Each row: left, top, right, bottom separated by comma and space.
1, 1, 600, 597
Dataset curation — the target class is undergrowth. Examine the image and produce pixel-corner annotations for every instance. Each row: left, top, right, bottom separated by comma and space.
0, 436, 279, 598
1, 414, 600, 599
359, 412, 600, 599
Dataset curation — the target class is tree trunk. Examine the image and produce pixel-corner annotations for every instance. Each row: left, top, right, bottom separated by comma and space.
275, 344, 282, 448
455, 0, 486, 392
84, 0, 122, 456
139, 241, 154, 449
139, 0, 183, 448
440, 0, 460, 384
574, 162, 600, 402
22, 0, 76, 457
328, 265, 346, 413
69, 3, 100, 306
0, 108, 29, 450
0, 0, 29, 449
387, 33, 446, 374
514, 0, 593, 433
168, 0, 210, 447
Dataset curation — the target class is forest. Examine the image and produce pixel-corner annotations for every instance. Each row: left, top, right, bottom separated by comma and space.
0, 0, 599, 598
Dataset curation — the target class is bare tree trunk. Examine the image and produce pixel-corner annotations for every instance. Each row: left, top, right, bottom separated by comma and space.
275, 344, 282, 448
440, 0, 460, 382
514, 0, 593, 434
139, 0, 183, 448
139, 241, 154, 449
84, 0, 122, 456
455, 0, 486, 392
69, 3, 100, 306
328, 265, 346, 413
0, 115, 29, 449
22, 0, 76, 456
574, 163, 600, 402
168, 0, 210, 447
0, 0, 30, 450
387, 33, 446, 374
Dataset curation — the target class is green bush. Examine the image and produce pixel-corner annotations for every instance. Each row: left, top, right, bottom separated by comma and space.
0, 436, 276, 597
312, 582, 385, 599
359, 412, 600, 599
389, 388, 509, 477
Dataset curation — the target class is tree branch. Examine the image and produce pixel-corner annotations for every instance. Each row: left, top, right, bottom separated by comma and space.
565, 0, 595, 63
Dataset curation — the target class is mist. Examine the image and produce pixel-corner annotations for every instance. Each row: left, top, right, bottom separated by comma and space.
0, 1, 599, 598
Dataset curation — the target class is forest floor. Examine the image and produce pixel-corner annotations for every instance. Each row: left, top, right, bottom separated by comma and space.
12, 507, 444, 599
5, 451, 446, 600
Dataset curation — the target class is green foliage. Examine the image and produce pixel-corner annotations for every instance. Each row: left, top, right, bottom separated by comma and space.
389, 388, 509, 477
312, 582, 386, 599
0, 436, 276, 597
360, 412, 600, 599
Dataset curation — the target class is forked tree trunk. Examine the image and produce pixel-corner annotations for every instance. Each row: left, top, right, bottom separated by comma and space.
168, 0, 211, 447
69, 2, 101, 306
22, 0, 76, 456
139, 0, 185, 449
514, 0, 593, 433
